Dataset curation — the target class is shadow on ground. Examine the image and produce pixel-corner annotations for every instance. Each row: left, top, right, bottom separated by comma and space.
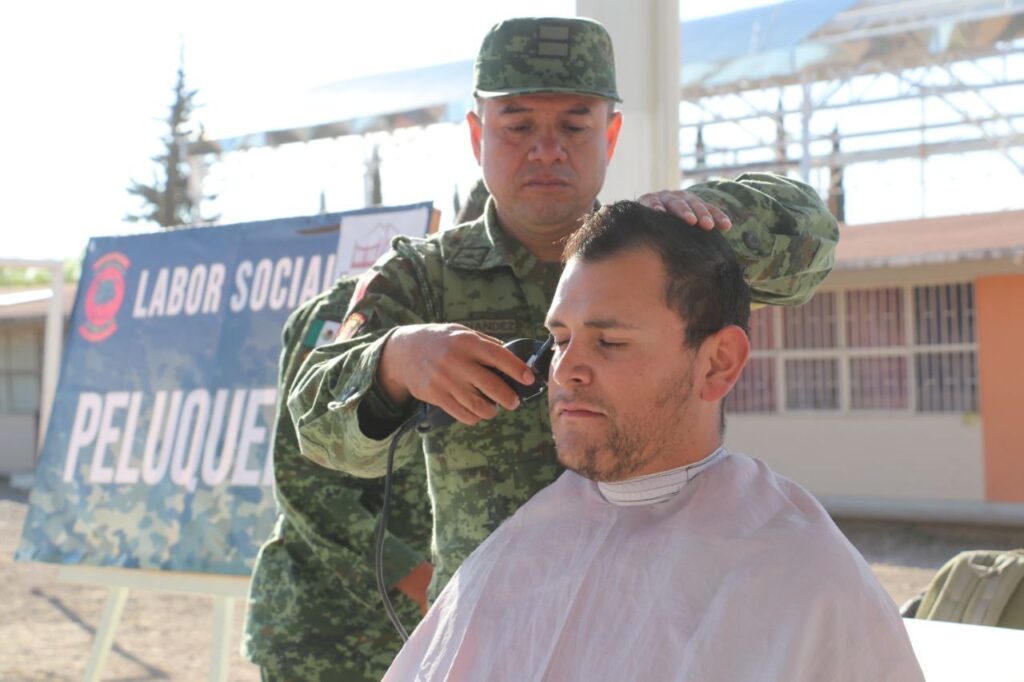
836, 518, 1024, 570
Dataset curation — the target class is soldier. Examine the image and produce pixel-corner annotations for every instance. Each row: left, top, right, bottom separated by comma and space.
241, 275, 433, 681
289, 14, 837, 621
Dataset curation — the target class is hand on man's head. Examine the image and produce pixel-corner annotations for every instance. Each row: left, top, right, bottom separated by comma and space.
637, 189, 733, 231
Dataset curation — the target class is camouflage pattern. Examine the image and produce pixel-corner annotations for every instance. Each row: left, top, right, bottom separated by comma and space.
687, 173, 839, 307
288, 173, 837, 601
474, 17, 621, 102
454, 178, 490, 225
243, 275, 432, 681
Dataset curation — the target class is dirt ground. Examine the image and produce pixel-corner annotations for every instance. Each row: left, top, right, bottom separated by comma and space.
2, 483, 1023, 682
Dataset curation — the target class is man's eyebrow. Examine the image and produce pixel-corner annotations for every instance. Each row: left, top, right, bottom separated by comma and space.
499, 103, 533, 115
564, 105, 593, 116
545, 318, 640, 330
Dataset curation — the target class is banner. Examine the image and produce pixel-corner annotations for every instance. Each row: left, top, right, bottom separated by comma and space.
17, 204, 432, 575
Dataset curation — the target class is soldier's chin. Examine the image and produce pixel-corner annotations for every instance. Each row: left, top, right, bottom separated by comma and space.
519, 200, 580, 228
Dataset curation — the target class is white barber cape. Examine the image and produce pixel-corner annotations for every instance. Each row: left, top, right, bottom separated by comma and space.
384, 450, 924, 682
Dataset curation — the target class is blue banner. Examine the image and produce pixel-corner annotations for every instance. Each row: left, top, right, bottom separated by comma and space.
17, 205, 431, 575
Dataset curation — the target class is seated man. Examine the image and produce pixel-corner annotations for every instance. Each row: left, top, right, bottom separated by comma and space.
383, 201, 924, 682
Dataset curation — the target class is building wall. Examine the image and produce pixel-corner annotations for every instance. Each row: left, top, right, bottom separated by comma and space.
724, 259, 1024, 509
977, 274, 1024, 503
0, 320, 43, 475
0, 413, 36, 474
726, 414, 984, 501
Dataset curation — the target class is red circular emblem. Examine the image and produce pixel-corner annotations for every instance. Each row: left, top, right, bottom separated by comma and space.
79, 252, 130, 342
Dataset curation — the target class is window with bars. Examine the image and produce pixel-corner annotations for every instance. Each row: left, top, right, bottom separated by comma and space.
728, 283, 979, 414
0, 326, 42, 415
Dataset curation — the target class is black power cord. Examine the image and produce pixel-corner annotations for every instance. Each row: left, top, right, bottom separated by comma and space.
373, 336, 555, 640
374, 414, 419, 641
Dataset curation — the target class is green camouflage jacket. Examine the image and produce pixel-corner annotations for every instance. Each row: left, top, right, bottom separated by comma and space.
242, 275, 431, 681
288, 173, 838, 600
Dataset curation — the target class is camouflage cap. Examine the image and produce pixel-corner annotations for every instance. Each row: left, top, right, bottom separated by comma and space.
474, 17, 622, 102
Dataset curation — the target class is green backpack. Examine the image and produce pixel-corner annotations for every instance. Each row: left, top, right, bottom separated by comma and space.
915, 549, 1024, 629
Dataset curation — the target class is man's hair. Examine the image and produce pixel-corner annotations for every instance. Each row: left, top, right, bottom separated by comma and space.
563, 201, 751, 348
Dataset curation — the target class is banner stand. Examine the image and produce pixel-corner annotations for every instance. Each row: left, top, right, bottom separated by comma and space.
57, 566, 249, 682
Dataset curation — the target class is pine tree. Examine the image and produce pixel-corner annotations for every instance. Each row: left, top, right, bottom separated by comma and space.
126, 60, 214, 228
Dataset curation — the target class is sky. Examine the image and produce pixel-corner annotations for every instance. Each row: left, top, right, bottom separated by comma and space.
4, 0, 1020, 263
0, 0, 795, 262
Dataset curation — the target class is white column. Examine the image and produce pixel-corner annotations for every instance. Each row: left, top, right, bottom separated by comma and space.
39, 263, 64, 455
209, 596, 235, 682
576, 0, 681, 202
800, 80, 813, 183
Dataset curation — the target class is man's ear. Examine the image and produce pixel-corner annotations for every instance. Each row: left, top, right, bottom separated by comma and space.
605, 110, 623, 162
467, 110, 483, 164
699, 325, 750, 403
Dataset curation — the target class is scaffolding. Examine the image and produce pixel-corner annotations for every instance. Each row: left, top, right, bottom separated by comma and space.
679, 0, 1024, 221
184, 0, 1024, 224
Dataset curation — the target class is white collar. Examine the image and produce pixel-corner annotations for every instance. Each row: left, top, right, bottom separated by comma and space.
597, 447, 727, 507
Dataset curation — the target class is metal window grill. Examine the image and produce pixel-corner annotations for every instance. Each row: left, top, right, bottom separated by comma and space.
850, 356, 908, 409
728, 357, 776, 413
785, 358, 840, 409
914, 284, 978, 413
914, 283, 976, 345
783, 292, 837, 349
747, 305, 774, 350
0, 327, 44, 415
847, 288, 903, 348
729, 307, 776, 413
727, 282, 979, 415
915, 352, 980, 412
846, 288, 907, 409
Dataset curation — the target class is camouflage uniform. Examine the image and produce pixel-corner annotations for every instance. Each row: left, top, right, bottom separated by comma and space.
288, 176, 838, 601
242, 275, 432, 681
454, 179, 490, 225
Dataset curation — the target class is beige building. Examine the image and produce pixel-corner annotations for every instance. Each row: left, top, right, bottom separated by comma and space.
0, 286, 73, 476
727, 209, 1024, 521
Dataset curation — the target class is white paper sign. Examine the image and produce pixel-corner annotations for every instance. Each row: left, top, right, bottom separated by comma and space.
335, 203, 433, 277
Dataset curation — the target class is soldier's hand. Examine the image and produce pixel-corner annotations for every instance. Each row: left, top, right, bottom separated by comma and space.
638, 190, 732, 231
378, 323, 534, 426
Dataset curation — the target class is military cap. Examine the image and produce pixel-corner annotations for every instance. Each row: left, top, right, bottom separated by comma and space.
474, 17, 622, 102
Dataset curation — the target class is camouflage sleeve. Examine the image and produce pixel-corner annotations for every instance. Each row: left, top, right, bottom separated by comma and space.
278, 291, 326, 385
685, 172, 839, 306
287, 237, 440, 478
274, 278, 426, 589
277, 474, 425, 589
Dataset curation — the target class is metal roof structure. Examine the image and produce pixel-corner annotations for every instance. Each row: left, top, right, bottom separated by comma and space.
189, 0, 1024, 156
679, 0, 1024, 96
188, 61, 475, 155
186, 0, 1024, 227
679, 0, 860, 94
679, 0, 1024, 194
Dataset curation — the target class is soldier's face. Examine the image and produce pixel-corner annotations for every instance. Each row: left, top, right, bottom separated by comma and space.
544, 247, 705, 483
468, 94, 622, 244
